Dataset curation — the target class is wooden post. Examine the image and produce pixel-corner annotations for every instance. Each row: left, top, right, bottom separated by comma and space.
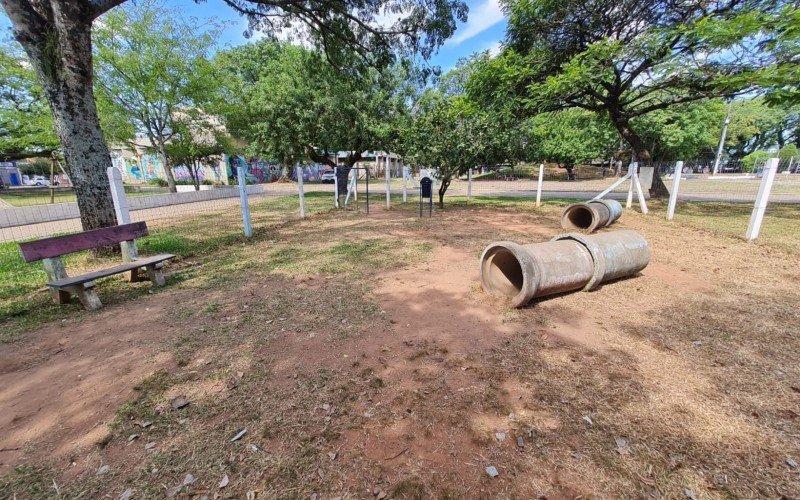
536, 163, 544, 207
107, 167, 137, 262
237, 164, 252, 238
633, 165, 649, 214
385, 154, 391, 209
626, 163, 635, 209
334, 167, 339, 208
467, 168, 473, 205
296, 165, 306, 218
746, 157, 779, 241
666, 161, 683, 221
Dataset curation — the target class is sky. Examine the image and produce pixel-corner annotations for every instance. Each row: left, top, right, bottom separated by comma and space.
0, 0, 507, 73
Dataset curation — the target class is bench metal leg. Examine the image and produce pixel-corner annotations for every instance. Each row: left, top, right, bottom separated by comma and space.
65, 282, 103, 311
146, 263, 166, 287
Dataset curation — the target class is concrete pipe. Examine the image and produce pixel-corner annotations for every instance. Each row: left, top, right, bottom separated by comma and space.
480, 239, 596, 308
480, 230, 650, 307
560, 199, 623, 233
587, 199, 622, 227
551, 230, 650, 291
560, 202, 609, 233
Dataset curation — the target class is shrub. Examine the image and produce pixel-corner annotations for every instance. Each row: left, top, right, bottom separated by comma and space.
148, 178, 168, 187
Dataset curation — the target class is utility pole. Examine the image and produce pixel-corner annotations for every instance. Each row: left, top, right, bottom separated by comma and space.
712, 102, 732, 176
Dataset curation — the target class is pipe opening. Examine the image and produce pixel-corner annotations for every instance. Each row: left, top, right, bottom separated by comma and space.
482, 247, 524, 298
565, 205, 594, 230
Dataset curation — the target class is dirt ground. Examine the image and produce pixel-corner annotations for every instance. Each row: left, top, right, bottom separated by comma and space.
1, 200, 799, 499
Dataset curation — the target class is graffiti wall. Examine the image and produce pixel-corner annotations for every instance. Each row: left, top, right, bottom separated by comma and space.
289, 164, 329, 182
226, 155, 281, 183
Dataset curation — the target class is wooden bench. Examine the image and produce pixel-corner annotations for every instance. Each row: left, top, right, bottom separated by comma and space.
18, 221, 175, 310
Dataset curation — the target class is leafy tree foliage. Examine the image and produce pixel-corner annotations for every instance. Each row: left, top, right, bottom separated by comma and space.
0, 0, 465, 229
402, 89, 508, 207
216, 41, 413, 178
0, 42, 59, 160
469, 0, 794, 195
93, 0, 223, 192
522, 109, 617, 178
165, 114, 234, 190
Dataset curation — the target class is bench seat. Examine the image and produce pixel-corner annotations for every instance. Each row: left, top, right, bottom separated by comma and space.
48, 254, 175, 289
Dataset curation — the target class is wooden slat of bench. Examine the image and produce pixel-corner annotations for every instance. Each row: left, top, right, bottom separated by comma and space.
19, 222, 149, 263
47, 254, 175, 289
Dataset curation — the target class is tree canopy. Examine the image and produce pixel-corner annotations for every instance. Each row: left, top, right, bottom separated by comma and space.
216, 40, 413, 170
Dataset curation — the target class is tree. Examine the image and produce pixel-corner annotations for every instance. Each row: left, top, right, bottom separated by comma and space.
164, 114, 234, 191
93, 0, 223, 193
469, 0, 790, 196
0, 42, 59, 160
0, 0, 465, 230
217, 41, 414, 186
523, 109, 617, 178
402, 90, 507, 207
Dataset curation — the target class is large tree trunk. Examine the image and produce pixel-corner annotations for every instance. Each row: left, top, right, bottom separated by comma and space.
4, 0, 118, 230
610, 115, 670, 198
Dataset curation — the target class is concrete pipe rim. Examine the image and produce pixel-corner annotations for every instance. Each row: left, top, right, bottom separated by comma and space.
479, 241, 539, 308
550, 232, 607, 291
561, 203, 603, 233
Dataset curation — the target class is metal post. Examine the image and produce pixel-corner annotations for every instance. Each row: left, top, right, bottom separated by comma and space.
237, 164, 252, 238
107, 167, 137, 261
746, 157, 779, 241
712, 103, 732, 176
467, 168, 473, 205
536, 163, 544, 207
365, 168, 370, 214
666, 161, 683, 221
333, 167, 339, 208
626, 163, 635, 208
385, 154, 391, 209
49, 155, 56, 204
296, 165, 306, 218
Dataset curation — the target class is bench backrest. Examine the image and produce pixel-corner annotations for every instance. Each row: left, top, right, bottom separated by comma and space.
19, 222, 149, 263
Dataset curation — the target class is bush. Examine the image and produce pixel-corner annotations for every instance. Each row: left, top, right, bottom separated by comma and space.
148, 178, 168, 187
200, 179, 213, 185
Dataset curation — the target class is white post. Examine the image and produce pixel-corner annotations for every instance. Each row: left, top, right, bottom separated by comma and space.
626, 163, 635, 208
591, 172, 631, 201
666, 161, 683, 221
746, 157, 779, 241
237, 164, 252, 238
296, 165, 306, 218
402, 165, 408, 203
333, 167, 339, 208
536, 163, 544, 207
107, 167, 137, 261
467, 168, 473, 205
633, 165, 649, 214
385, 154, 391, 209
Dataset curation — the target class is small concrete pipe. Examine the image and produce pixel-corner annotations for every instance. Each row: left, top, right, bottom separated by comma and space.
560, 199, 622, 233
480, 230, 650, 307
588, 199, 622, 227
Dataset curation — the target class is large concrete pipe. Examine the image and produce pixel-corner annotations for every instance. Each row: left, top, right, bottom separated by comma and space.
560, 199, 623, 233
480, 230, 650, 307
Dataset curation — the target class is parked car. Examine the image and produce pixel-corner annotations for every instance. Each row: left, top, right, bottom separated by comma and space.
320, 169, 336, 183
29, 175, 51, 186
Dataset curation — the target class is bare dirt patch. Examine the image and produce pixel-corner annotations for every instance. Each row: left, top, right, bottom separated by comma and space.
2, 201, 799, 498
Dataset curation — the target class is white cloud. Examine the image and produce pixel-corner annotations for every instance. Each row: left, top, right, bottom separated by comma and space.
484, 40, 502, 56
450, 0, 505, 44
